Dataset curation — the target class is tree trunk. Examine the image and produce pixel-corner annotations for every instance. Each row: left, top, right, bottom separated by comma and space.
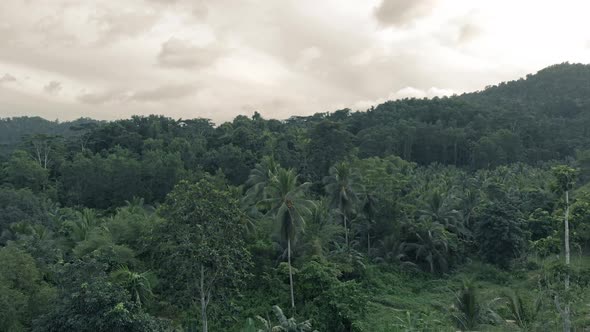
563, 305, 571, 332
563, 190, 571, 332
565, 190, 571, 274
288, 238, 295, 310
343, 215, 349, 248
554, 296, 571, 332
367, 230, 370, 256
200, 264, 208, 332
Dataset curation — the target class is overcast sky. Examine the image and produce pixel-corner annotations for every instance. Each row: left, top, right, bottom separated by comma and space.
1, 0, 589, 123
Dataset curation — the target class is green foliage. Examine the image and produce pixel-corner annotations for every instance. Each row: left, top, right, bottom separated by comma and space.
250, 305, 318, 332
474, 201, 527, 269
504, 291, 543, 331
33, 279, 168, 332
398, 220, 457, 274
0, 246, 56, 331
451, 280, 502, 331
155, 178, 252, 328
4, 64, 590, 330
552, 165, 579, 193
296, 259, 367, 331
2, 150, 49, 192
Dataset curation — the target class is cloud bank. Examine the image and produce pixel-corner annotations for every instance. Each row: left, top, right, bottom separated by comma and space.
1, 0, 590, 123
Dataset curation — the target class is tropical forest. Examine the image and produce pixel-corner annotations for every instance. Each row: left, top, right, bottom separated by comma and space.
2, 63, 590, 331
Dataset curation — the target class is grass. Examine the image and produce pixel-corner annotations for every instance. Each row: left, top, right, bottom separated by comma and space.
357, 256, 590, 331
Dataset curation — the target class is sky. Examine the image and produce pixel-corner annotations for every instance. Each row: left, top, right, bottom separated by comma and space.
1, 0, 590, 124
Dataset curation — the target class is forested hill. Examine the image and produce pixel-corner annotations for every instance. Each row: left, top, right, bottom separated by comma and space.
2, 62, 590, 170
2, 63, 590, 331
0, 116, 98, 157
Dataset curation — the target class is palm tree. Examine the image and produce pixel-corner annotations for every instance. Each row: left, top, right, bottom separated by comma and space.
451, 280, 503, 331
263, 168, 314, 310
299, 199, 340, 258
399, 220, 451, 274
253, 305, 317, 332
504, 291, 542, 331
323, 162, 363, 248
111, 265, 154, 307
358, 192, 377, 256
460, 189, 480, 228
418, 190, 466, 237
244, 156, 279, 206
62, 208, 104, 246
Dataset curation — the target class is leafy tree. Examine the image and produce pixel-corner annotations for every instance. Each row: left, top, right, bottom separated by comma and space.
3, 150, 49, 192
307, 120, 354, 178
474, 201, 526, 269
0, 188, 51, 242
33, 278, 167, 332
0, 246, 55, 331
155, 179, 252, 332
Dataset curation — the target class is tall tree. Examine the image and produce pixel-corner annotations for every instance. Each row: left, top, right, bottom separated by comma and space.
323, 162, 363, 248
551, 165, 579, 332
156, 179, 251, 332
262, 168, 314, 310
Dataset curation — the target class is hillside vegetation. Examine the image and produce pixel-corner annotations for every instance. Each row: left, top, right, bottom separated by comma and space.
1, 63, 590, 331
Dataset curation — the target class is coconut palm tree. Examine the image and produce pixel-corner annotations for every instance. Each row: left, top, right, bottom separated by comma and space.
451, 280, 503, 331
298, 199, 340, 258
62, 208, 104, 246
504, 291, 543, 331
358, 192, 377, 256
253, 305, 317, 332
460, 189, 480, 228
323, 162, 363, 248
262, 168, 314, 310
111, 265, 154, 307
418, 190, 466, 237
244, 156, 279, 206
399, 220, 451, 274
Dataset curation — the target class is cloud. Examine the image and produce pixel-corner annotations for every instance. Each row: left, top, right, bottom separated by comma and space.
457, 22, 481, 44
374, 0, 437, 27
144, 0, 209, 18
353, 86, 455, 110
2, 0, 590, 123
78, 84, 196, 105
157, 38, 224, 68
131, 84, 196, 101
78, 90, 129, 105
89, 8, 160, 44
0, 73, 17, 84
44, 81, 62, 94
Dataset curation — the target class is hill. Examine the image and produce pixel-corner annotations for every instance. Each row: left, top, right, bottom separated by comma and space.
1, 63, 590, 331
